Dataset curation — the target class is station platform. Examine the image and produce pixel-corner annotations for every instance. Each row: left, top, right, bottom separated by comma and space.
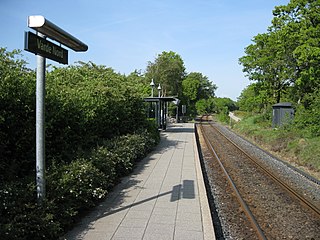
64, 123, 215, 240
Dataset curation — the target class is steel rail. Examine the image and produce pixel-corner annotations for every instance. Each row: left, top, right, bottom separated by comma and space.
209, 123, 320, 217
199, 124, 267, 240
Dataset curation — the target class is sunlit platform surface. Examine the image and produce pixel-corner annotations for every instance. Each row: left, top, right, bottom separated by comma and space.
64, 123, 215, 240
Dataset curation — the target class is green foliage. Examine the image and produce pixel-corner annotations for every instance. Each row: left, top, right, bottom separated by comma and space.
49, 159, 108, 208
89, 146, 117, 187
297, 137, 320, 170
194, 97, 237, 122
0, 48, 160, 239
211, 97, 237, 114
239, 30, 292, 104
145, 118, 161, 145
43, 62, 148, 165
126, 70, 150, 97
237, 83, 269, 112
1, 130, 159, 240
293, 90, 320, 137
182, 72, 216, 101
211, 97, 238, 124
272, 0, 320, 100
183, 74, 201, 101
47, 62, 145, 139
0, 181, 62, 240
238, 0, 320, 139
182, 72, 217, 117
145, 51, 186, 96
0, 48, 36, 180
233, 113, 320, 173
195, 99, 208, 115
239, 0, 320, 105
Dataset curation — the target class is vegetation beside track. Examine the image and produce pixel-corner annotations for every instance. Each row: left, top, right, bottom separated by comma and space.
228, 112, 320, 180
233, 0, 320, 180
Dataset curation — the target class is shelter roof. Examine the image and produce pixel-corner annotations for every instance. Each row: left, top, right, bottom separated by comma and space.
144, 96, 179, 103
272, 102, 292, 108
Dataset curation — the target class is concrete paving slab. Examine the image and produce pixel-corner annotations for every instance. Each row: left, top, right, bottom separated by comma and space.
63, 123, 215, 240
174, 229, 204, 240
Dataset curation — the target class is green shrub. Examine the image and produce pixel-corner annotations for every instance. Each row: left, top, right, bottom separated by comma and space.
48, 159, 107, 210
0, 49, 161, 239
107, 134, 145, 177
0, 48, 36, 180
0, 181, 62, 240
293, 91, 320, 138
145, 119, 160, 146
216, 112, 229, 123
89, 146, 117, 188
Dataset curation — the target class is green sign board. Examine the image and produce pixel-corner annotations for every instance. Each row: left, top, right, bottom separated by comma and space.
24, 31, 68, 64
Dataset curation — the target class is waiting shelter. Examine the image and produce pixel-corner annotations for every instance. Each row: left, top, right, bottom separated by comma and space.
144, 96, 179, 130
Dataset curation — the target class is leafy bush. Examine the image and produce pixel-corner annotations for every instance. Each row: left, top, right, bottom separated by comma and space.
293, 90, 320, 137
49, 159, 108, 207
0, 48, 36, 180
0, 181, 61, 240
45, 63, 148, 165
89, 146, 117, 188
0, 49, 160, 239
0, 129, 159, 240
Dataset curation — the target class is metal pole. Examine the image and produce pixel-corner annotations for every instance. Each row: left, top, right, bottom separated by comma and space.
155, 101, 158, 128
158, 101, 161, 128
36, 32, 46, 203
176, 105, 179, 123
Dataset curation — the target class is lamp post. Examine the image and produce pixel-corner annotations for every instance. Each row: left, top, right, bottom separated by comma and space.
157, 84, 161, 97
157, 84, 162, 127
150, 79, 155, 97
149, 79, 155, 118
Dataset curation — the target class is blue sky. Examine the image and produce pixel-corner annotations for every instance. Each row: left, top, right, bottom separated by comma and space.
1, 0, 289, 100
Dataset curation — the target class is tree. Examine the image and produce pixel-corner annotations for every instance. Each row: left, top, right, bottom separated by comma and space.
239, 30, 293, 105
272, 0, 320, 104
239, 0, 320, 107
126, 70, 150, 97
182, 72, 217, 116
195, 99, 208, 115
145, 51, 186, 96
238, 83, 271, 113
182, 72, 216, 100
212, 97, 237, 114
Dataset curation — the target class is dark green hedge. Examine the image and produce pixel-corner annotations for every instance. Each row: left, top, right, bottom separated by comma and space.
0, 49, 160, 239
0, 55, 149, 179
0, 130, 159, 240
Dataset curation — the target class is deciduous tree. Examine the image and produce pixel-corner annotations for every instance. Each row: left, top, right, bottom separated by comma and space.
182, 72, 217, 116
145, 51, 186, 96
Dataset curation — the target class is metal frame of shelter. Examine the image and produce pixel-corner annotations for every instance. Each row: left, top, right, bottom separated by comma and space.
144, 96, 179, 130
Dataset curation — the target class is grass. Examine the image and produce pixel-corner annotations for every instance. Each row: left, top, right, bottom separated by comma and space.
288, 137, 320, 170
232, 114, 320, 180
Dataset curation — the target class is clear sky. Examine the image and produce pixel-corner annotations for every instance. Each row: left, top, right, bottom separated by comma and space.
1, 0, 290, 100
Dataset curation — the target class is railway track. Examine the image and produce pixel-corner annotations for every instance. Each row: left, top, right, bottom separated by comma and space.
197, 122, 320, 239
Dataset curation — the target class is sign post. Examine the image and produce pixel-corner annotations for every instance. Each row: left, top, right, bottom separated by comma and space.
25, 31, 68, 64
25, 16, 88, 203
35, 32, 46, 200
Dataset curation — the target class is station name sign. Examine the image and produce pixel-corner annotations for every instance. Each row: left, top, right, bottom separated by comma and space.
24, 31, 68, 64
